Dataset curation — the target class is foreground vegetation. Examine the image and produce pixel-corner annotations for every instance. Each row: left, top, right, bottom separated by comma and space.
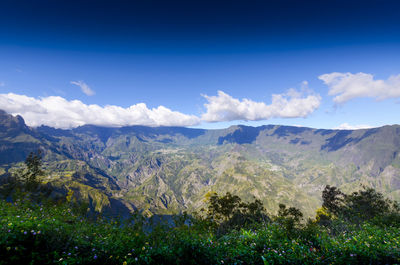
1, 198, 399, 265
0, 152, 400, 264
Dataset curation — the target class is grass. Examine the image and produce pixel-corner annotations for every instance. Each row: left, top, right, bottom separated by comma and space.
1, 199, 399, 265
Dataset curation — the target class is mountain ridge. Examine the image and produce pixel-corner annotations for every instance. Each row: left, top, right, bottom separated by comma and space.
1, 110, 399, 217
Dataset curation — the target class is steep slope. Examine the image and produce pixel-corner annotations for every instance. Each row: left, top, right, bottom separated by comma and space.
0, 110, 45, 164
0, 112, 130, 216
1, 110, 399, 217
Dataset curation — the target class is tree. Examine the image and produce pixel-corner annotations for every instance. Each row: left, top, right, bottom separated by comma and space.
201, 192, 269, 235
276, 203, 303, 232
0, 150, 46, 199
322, 185, 345, 216
206, 192, 242, 223
344, 186, 397, 223
22, 150, 44, 191
314, 206, 334, 227
320, 185, 400, 226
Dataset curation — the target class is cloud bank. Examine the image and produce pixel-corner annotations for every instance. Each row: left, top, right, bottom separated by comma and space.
0, 88, 322, 129
319, 72, 400, 104
0, 93, 200, 129
70, 80, 95, 96
201, 89, 321, 122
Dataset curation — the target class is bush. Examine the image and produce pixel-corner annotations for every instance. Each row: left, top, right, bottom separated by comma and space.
200, 192, 269, 235
320, 185, 400, 226
274, 203, 303, 234
1, 192, 400, 264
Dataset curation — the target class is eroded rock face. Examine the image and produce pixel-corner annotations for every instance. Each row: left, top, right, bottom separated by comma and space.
1, 110, 400, 217
0, 110, 30, 135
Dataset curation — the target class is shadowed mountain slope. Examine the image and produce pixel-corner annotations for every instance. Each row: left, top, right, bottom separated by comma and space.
1, 110, 399, 217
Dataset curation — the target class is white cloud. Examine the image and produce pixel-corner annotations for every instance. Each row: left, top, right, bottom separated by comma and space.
201, 89, 321, 122
301, 80, 308, 89
70, 80, 95, 96
0, 93, 200, 129
319, 72, 400, 104
334, 123, 374, 130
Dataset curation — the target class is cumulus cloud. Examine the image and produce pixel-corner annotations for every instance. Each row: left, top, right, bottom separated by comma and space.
70, 80, 95, 96
201, 89, 321, 122
334, 123, 374, 130
0, 93, 200, 129
319, 72, 400, 104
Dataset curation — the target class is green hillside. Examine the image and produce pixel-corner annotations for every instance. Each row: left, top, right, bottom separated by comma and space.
0, 110, 399, 217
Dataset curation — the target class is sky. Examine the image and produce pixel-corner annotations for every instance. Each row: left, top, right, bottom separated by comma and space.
1, 0, 400, 130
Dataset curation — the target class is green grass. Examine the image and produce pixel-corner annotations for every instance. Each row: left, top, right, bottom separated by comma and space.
1, 199, 399, 265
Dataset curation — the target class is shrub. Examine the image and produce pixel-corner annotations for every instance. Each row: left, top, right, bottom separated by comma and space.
274, 203, 303, 234
320, 185, 400, 227
200, 192, 269, 235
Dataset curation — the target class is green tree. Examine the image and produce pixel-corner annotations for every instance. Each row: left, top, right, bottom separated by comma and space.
344, 186, 398, 223
276, 203, 303, 232
206, 192, 242, 224
0, 150, 46, 200
22, 150, 44, 191
320, 185, 400, 226
201, 192, 268, 234
322, 185, 345, 216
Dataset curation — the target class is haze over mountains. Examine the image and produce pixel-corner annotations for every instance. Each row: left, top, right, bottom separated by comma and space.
1, 109, 399, 217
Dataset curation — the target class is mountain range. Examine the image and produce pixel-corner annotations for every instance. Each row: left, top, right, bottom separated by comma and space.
1, 109, 399, 217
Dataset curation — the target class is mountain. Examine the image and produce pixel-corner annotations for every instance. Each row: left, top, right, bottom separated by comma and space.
0, 110, 399, 217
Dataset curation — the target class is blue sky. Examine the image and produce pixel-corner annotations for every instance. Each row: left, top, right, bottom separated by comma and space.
1, 0, 400, 129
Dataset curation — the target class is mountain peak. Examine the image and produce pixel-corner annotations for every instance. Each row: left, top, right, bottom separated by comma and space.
0, 110, 29, 133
